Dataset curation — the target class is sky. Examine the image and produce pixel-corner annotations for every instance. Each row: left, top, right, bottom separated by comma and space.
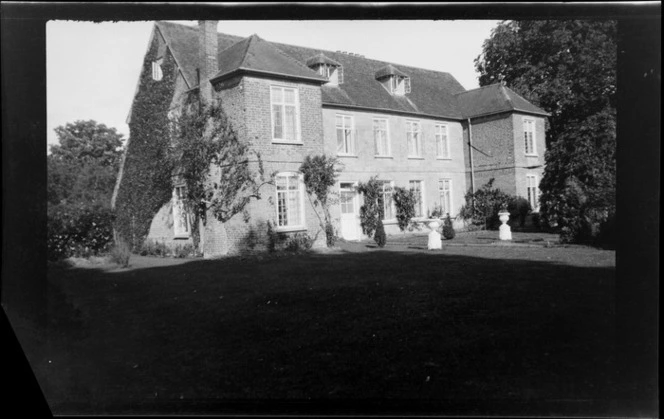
46, 19, 501, 151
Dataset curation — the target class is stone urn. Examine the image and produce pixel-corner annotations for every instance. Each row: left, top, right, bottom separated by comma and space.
426, 219, 442, 250
498, 210, 512, 240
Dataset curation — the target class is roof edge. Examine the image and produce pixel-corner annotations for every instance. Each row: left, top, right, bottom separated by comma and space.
322, 102, 463, 121
211, 67, 328, 85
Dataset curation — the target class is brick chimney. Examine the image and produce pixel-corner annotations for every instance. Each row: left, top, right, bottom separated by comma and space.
198, 20, 218, 103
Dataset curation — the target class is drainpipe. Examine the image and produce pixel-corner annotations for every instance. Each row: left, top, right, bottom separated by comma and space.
467, 117, 476, 195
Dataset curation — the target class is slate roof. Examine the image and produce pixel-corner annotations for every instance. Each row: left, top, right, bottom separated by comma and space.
210, 34, 328, 83
455, 84, 550, 118
153, 21, 548, 120
374, 64, 409, 80
305, 53, 342, 67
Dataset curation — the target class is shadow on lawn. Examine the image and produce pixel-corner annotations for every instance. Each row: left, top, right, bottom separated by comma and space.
31, 248, 617, 416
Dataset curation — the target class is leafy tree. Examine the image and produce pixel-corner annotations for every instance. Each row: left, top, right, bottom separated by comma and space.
299, 155, 341, 247
475, 20, 616, 243
48, 120, 125, 207
168, 98, 268, 250
458, 179, 514, 230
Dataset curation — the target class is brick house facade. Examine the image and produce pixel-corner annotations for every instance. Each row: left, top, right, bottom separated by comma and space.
114, 21, 549, 257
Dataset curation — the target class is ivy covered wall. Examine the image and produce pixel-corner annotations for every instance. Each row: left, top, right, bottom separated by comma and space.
114, 30, 178, 250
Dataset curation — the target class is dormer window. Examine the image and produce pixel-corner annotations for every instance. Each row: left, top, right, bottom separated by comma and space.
306, 53, 344, 86
375, 64, 411, 96
152, 58, 163, 81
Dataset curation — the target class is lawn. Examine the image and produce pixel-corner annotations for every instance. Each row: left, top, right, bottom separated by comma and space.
14, 238, 616, 415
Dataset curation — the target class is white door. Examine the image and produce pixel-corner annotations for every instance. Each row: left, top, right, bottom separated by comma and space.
339, 182, 360, 241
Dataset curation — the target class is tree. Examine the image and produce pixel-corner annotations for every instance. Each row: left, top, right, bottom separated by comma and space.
168, 98, 268, 250
475, 20, 616, 243
47, 120, 125, 207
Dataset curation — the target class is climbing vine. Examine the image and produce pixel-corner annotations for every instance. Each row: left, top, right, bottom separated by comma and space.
299, 155, 341, 247
356, 176, 384, 239
114, 37, 177, 250
392, 186, 419, 232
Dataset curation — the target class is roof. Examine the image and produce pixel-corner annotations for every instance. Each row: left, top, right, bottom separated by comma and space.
374, 64, 408, 80
211, 34, 328, 83
305, 53, 341, 67
153, 21, 548, 120
456, 83, 550, 118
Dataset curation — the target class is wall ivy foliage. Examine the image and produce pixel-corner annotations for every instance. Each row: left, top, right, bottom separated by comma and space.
114, 36, 177, 250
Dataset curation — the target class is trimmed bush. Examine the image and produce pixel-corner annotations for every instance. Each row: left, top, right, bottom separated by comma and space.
508, 197, 532, 227
47, 203, 114, 261
374, 219, 387, 248
442, 214, 456, 240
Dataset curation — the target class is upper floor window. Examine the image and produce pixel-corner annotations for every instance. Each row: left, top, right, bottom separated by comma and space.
271, 86, 300, 143
152, 58, 163, 81
373, 118, 390, 156
409, 180, 425, 218
435, 124, 450, 159
524, 118, 536, 155
316, 64, 344, 85
275, 172, 305, 230
527, 174, 539, 212
439, 179, 453, 217
336, 114, 354, 155
406, 120, 422, 158
390, 76, 411, 95
173, 185, 190, 238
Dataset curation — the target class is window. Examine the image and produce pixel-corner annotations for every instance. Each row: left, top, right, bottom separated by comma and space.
390, 76, 411, 95
409, 180, 425, 218
173, 186, 190, 237
379, 181, 395, 220
317, 64, 343, 85
527, 175, 539, 211
435, 124, 450, 159
276, 173, 305, 230
406, 120, 422, 157
438, 179, 453, 216
524, 118, 536, 155
336, 114, 354, 155
373, 118, 390, 156
271, 86, 300, 143
152, 59, 163, 81
339, 182, 356, 215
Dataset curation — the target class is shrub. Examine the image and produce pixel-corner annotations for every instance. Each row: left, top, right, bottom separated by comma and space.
532, 212, 541, 230
442, 214, 456, 240
284, 233, 314, 252
458, 179, 523, 230
173, 243, 197, 258
393, 186, 420, 232
139, 240, 170, 257
109, 240, 131, 267
357, 176, 384, 238
325, 221, 336, 247
508, 197, 532, 227
47, 203, 115, 261
374, 218, 387, 248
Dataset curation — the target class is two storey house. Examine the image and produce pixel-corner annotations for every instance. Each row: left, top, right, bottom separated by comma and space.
114, 21, 549, 257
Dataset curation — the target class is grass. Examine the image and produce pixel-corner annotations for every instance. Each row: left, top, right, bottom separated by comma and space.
14, 239, 616, 415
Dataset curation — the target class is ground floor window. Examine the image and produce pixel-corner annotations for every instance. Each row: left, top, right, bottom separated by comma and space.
527, 174, 539, 211
409, 180, 425, 218
340, 182, 356, 215
438, 179, 452, 216
276, 172, 305, 229
173, 185, 190, 237
379, 181, 395, 220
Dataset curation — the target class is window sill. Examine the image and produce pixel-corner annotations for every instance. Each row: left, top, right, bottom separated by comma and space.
382, 219, 398, 225
338, 154, 358, 158
174, 234, 190, 240
272, 139, 303, 145
525, 153, 539, 157
274, 225, 307, 233
408, 156, 425, 160
374, 155, 393, 159
436, 157, 452, 161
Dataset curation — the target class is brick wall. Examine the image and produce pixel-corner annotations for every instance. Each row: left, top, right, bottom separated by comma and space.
321, 107, 468, 238
512, 113, 546, 209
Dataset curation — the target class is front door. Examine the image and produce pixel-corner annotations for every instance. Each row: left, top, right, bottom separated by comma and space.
339, 182, 360, 241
